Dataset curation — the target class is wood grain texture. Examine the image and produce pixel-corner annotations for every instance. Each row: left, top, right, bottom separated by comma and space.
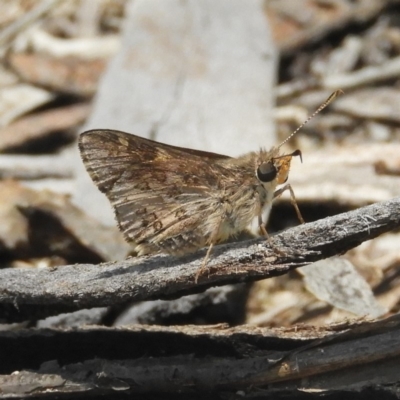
0, 197, 399, 322
0, 316, 400, 396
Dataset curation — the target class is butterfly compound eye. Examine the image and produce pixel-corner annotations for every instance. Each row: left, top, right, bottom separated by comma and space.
257, 162, 277, 182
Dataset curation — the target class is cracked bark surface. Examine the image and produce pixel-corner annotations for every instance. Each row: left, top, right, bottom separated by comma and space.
0, 197, 399, 322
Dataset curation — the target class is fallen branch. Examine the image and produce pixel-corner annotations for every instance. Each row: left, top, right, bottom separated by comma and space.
323, 55, 400, 90
0, 0, 61, 48
1, 315, 400, 396
0, 197, 399, 322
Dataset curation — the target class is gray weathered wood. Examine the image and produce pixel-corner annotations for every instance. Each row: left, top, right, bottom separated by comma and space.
74, 0, 277, 224
287, 143, 400, 205
0, 315, 400, 397
0, 197, 399, 322
85, 0, 276, 154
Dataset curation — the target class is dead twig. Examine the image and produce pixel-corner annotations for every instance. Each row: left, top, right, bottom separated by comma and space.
0, 197, 399, 322
0, 0, 62, 48
322, 55, 400, 90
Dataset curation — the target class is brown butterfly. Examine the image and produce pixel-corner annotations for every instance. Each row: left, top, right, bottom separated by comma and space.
79, 91, 339, 280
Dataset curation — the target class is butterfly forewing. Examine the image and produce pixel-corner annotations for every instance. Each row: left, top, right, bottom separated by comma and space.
79, 129, 232, 254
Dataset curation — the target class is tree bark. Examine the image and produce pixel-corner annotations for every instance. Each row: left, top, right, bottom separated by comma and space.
0, 197, 399, 322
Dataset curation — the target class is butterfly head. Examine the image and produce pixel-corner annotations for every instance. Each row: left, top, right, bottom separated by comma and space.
256, 149, 302, 185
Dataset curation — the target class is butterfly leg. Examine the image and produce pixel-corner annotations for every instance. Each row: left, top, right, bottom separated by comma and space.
194, 223, 221, 283
273, 183, 304, 224
258, 213, 285, 255
194, 243, 215, 283
259, 183, 304, 254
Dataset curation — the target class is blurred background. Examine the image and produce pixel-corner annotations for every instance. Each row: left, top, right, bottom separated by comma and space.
0, 0, 399, 329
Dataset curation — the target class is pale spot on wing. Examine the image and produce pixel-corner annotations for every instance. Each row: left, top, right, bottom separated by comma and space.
118, 137, 129, 147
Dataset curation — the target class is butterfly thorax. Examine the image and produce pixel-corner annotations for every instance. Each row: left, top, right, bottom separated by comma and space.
207, 147, 286, 241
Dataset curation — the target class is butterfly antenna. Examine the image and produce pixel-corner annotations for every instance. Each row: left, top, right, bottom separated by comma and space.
278, 90, 343, 149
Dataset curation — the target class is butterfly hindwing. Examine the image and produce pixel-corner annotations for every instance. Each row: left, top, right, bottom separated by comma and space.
79, 129, 231, 254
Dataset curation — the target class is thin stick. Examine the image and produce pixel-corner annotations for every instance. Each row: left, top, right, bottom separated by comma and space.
0, 0, 61, 47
